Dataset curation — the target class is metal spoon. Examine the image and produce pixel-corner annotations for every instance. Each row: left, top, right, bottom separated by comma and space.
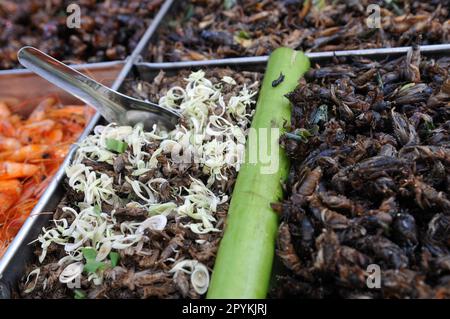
17, 46, 180, 130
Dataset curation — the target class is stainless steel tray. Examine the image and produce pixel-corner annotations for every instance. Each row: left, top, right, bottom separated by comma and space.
135, 0, 450, 63
1, 44, 448, 298
0, 0, 175, 298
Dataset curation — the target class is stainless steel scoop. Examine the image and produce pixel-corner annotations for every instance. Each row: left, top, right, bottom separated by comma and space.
17, 46, 180, 130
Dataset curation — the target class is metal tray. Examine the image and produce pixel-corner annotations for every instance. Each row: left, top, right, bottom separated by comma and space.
1, 45, 448, 299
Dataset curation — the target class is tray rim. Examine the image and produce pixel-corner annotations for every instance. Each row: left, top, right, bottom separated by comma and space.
136, 44, 450, 70
0, 60, 124, 76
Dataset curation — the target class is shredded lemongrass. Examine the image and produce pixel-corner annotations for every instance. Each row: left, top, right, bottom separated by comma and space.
169, 259, 210, 295
177, 177, 227, 234
24, 268, 40, 294
65, 164, 116, 206
59, 262, 83, 284
29, 70, 258, 292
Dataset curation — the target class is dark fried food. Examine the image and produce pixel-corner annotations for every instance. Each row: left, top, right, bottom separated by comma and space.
0, 0, 163, 69
272, 48, 450, 299
149, 0, 450, 61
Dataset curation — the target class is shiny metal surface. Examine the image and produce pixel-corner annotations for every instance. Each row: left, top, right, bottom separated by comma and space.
136, 44, 450, 70
18, 47, 179, 130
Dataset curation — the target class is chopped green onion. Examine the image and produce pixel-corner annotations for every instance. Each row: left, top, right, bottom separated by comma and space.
312, 0, 326, 10
109, 252, 120, 268
236, 30, 251, 39
424, 120, 435, 132
82, 247, 105, 274
93, 205, 101, 216
74, 289, 86, 299
105, 138, 128, 153
82, 247, 97, 261
285, 128, 315, 143
182, 4, 194, 23
84, 260, 105, 274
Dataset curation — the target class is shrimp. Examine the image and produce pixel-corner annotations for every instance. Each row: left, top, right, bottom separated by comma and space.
27, 97, 57, 121
43, 128, 63, 144
48, 105, 93, 119
17, 119, 55, 144
0, 199, 37, 256
0, 194, 19, 222
52, 143, 71, 159
0, 180, 22, 222
0, 119, 16, 137
0, 145, 52, 162
0, 179, 22, 195
0, 101, 11, 118
0, 96, 89, 255
0, 161, 40, 180
0, 136, 21, 151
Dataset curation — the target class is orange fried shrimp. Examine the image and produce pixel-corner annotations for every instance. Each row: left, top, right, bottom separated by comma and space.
0, 119, 16, 137
0, 145, 52, 162
0, 101, 11, 118
19, 119, 55, 132
43, 128, 63, 144
27, 97, 57, 121
0, 136, 21, 151
1, 199, 36, 255
52, 143, 71, 159
0, 180, 22, 221
0, 96, 89, 255
0, 194, 17, 221
18, 119, 55, 144
48, 105, 90, 118
0, 161, 40, 180
0, 179, 22, 195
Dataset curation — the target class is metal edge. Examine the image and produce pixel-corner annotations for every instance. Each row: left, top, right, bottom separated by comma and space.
0, 1, 175, 297
136, 44, 450, 70
0, 60, 124, 76
304, 43, 450, 59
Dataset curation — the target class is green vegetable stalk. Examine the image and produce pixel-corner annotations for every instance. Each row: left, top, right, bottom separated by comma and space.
207, 48, 310, 298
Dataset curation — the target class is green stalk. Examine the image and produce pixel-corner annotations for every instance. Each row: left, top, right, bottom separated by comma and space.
207, 48, 310, 299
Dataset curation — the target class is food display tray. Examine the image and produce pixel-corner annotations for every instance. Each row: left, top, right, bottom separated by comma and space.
1, 44, 448, 298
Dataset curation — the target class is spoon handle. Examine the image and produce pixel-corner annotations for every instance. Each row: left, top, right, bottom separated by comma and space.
18, 46, 126, 124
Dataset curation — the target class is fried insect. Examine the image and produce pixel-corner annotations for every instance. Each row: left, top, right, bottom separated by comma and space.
149, 0, 450, 61
0, 0, 163, 69
273, 48, 450, 299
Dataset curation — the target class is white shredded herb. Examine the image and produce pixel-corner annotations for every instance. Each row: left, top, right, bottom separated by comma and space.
28, 70, 258, 296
